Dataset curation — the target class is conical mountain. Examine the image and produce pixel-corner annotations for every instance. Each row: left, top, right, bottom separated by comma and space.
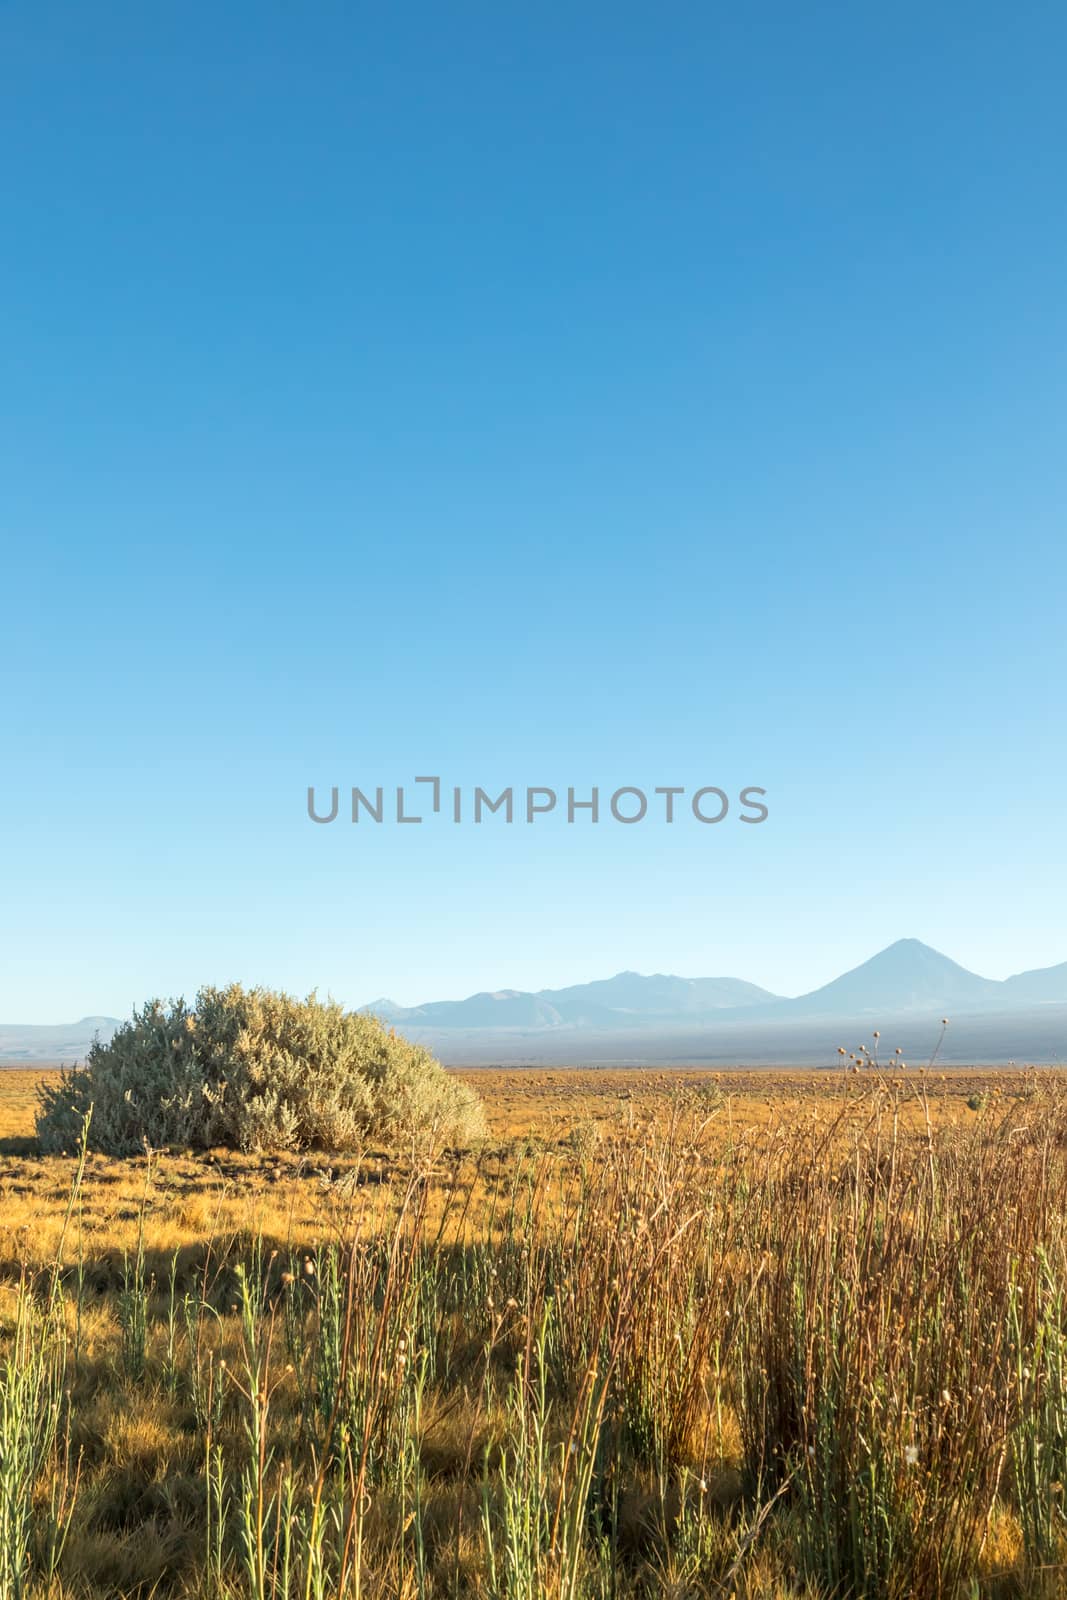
783, 938, 1001, 1017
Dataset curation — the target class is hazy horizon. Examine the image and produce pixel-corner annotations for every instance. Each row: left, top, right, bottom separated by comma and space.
7, 936, 1067, 1028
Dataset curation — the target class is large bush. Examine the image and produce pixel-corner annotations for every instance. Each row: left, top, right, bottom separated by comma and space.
36, 984, 486, 1156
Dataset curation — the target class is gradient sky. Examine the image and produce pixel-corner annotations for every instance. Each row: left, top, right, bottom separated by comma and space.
3, 2, 1066, 1021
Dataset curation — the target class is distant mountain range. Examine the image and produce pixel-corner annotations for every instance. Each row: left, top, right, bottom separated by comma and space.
3, 941, 1067, 1066
366, 940, 1067, 1029
0, 1017, 121, 1064
365, 970, 778, 1030
359, 940, 1067, 1064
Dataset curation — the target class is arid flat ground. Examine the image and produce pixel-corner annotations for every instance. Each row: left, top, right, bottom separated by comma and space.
0, 1063, 1040, 1269
460, 1062, 1014, 1139
0, 1061, 1028, 1150
1, 1063, 1066, 1598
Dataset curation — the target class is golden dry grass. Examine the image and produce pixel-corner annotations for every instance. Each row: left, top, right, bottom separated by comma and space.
465, 1063, 1007, 1140
0, 1064, 1064, 1599
0, 1065, 1039, 1271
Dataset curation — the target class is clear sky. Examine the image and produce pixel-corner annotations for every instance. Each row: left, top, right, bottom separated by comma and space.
3, 3, 1066, 1022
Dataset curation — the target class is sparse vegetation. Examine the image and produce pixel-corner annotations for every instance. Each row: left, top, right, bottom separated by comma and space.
34, 985, 486, 1156
2, 1066, 1067, 1595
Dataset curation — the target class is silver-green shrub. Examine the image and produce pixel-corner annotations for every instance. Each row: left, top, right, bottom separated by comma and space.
35, 985, 486, 1156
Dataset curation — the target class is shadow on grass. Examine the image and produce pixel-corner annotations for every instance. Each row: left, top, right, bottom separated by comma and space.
0, 1134, 39, 1157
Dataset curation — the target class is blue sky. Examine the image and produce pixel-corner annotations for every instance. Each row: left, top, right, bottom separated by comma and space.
3, 3, 1066, 1021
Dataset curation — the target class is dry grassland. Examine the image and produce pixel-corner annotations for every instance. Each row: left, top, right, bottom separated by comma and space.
0, 1064, 1063, 1599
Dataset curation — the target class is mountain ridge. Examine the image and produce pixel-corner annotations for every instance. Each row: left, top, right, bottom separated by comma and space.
366, 941, 1067, 1030
3, 941, 1067, 1064
371, 970, 780, 1030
